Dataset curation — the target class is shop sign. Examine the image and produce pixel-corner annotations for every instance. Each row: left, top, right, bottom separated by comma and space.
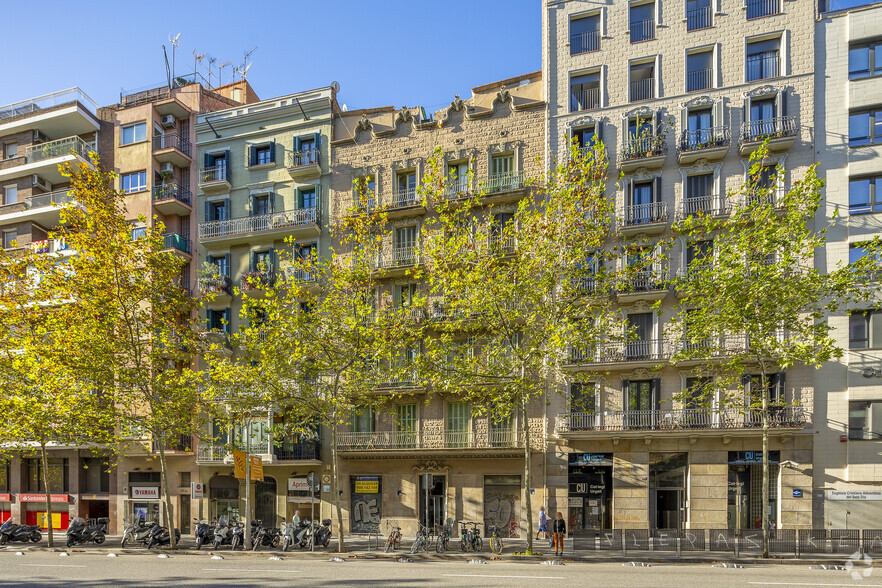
354, 476, 379, 494
568, 497, 583, 508
131, 487, 160, 499
728, 451, 780, 465
191, 482, 204, 500
569, 453, 613, 466
19, 494, 68, 503
0, 494, 11, 502
827, 490, 882, 501
288, 478, 312, 492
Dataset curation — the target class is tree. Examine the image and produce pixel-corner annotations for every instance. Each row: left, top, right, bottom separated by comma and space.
0, 243, 112, 547
411, 144, 643, 553
668, 147, 880, 557
53, 158, 204, 548
202, 186, 398, 553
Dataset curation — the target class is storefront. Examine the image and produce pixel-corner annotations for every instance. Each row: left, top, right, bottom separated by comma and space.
0, 494, 11, 523
728, 450, 779, 529
349, 475, 381, 533
649, 453, 687, 530
483, 475, 521, 537
126, 485, 162, 524
568, 453, 612, 531
20, 494, 70, 529
209, 475, 239, 521
287, 476, 321, 524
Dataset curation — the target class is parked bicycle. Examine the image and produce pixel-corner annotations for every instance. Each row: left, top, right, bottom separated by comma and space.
435, 521, 451, 553
458, 521, 483, 552
383, 520, 402, 553
410, 523, 431, 554
488, 523, 504, 555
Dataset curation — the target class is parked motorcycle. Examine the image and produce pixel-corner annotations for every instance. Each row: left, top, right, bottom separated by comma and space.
145, 524, 180, 548
280, 518, 296, 552
312, 519, 332, 549
251, 520, 281, 551
230, 520, 245, 550
212, 516, 234, 550
120, 518, 156, 548
66, 517, 107, 547
193, 519, 215, 550
293, 519, 313, 549
0, 519, 41, 544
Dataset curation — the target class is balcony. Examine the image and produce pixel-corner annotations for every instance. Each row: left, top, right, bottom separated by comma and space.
336, 429, 523, 458
152, 132, 191, 168
746, 52, 779, 82
677, 127, 730, 164
616, 269, 669, 302
619, 136, 666, 173
240, 270, 275, 293
161, 233, 191, 256
739, 116, 798, 155
629, 78, 655, 102
386, 187, 426, 218
686, 5, 712, 31
556, 405, 806, 438
564, 339, 671, 369
273, 439, 321, 462
0, 136, 96, 185
570, 30, 600, 55
746, 0, 779, 19
286, 148, 321, 179
673, 333, 750, 363
619, 201, 669, 236
445, 179, 472, 201
677, 194, 729, 221
630, 17, 655, 43
483, 171, 527, 202
152, 183, 192, 216
152, 434, 194, 453
198, 207, 319, 245
376, 246, 421, 275
570, 87, 601, 112
0, 189, 76, 227
198, 165, 231, 192
0, 88, 100, 137
488, 234, 517, 256
198, 275, 233, 301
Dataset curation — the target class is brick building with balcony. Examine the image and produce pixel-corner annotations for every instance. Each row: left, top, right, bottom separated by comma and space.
329, 72, 546, 538
193, 84, 338, 528
542, 0, 817, 533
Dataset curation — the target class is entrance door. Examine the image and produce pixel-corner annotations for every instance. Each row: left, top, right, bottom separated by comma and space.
180, 496, 191, 534
652, 489, 683, 530
418, 475, 445, 532
255, 477, 277, 526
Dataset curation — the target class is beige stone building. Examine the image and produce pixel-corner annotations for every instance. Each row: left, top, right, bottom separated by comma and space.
329, 72, 547, 538
814, 1, 882, 528
541, 0, 818, 532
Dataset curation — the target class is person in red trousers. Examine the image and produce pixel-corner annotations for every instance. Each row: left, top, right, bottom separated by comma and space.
552, 512, 566, 556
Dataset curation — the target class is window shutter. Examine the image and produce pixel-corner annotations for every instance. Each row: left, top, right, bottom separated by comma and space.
627, 180, 633, 206
654, 54, 662, 99
204, 200, 211, 222
268, 248, 276, 274
223, 150, 231, 165
774, 371, 786, 403
622, 379, 630, 408
224, 253, 231, 277
313, 132, 321, 151
269, 191, 275, 213
204, 152, 211, 169
778, 89, 786, 118
249, 145, 256, 167
249, 250, 256, 272
596, 122, 603, 143
224, 308, 231, 334
654, 176, 662, 203
269, 141, 276, 163
713, 98, 724, 130
249, 194, 255, 216
651, 378, 661, 408
295, 188, 302, 209
223, 198, 230, 220
316, 185, 323, 215
294, 136, 302, 152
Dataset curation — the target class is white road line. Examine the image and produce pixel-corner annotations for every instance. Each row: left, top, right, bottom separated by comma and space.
20, 564, 88, 568
201, 568, 299, 573
748, 583, 882, 587
443, 574, 566, 580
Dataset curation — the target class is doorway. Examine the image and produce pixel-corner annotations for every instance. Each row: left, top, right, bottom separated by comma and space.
255, 477, 277, 527
651, 489, 683, 529
418, 474, 446, 532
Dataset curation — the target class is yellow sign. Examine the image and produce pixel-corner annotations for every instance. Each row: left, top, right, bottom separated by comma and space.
233, 450, 247, 479
250, 455, 264, 482
37, 512, 64, 530
354, 476, 379, 494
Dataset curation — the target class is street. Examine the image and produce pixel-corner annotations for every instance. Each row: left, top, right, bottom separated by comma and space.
1, 550, 879, 587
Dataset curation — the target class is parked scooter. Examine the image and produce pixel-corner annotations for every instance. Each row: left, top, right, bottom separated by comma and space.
145, 524, 180, 548
293, 519, 313, 549
230, 520, 245, 550
280, 518, 297, 552
120, 518, 156, 548
0, 519, 41, 544
193, 519, 215, 550
66, 517, 107, 547
212, 516, 234, 549
251, 520, 281, 551
312, 518, 332, 549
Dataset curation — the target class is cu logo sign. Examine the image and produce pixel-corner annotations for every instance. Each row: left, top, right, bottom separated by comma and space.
575, 483, 588, 493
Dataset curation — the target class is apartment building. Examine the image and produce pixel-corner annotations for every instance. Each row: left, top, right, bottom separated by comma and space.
0, 88, 102, 530
194, 85, 338, 528
329, 72, 547, 538
814, 1, 882, 528
94, 78, 257, 534
542, 0, 817, 532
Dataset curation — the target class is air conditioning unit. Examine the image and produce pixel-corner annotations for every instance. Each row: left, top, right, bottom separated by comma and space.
33, 130, 50, 144
159, 162, 175, 175
32, 175, 51, 191
159, 114, 176, 128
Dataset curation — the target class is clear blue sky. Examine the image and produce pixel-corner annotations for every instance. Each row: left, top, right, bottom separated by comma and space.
1, 0, 541, 111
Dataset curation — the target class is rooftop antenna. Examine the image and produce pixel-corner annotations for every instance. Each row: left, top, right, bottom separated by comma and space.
238, 46, 257, 80
168, 33, 181, 85
218, 61, 232, 86
208, 56, 217, 89
240, 62, 253, 80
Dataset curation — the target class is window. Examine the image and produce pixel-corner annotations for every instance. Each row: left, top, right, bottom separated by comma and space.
180, 471, 191, 488
849, 243, 877, 265
396, 283, 417, 307
627, 313, 654, 360
850, 176, 882, 214
849, 109, 882, 146
130, 226, 147, 240
746, 373, 785, 408
252, 194, 269, 216
684, 377, 713, 409
630, 2, 656, 43
4, 142, 17, 159
749, 164, 778, 205
396, 171, 417, 206
569, 382, 596, 413
744, 97, 781, 140
446, 401, 470, 447
686, 0, 712, 31
396, 404, 417, 447
630, 60, 656, 101
351, 407, 375, 433
850, 310, 882, 349
299, 137, 317, 161
685, 239, 713, 271
746, 38, 780, 81
207, 254, 230, 277
122, 171, 147, 194
570, 71, 601, 112
26, 458, 69, 492
686, 50, 714, 92
81, 458, 109, 494
448, 161, 469, 194
354, 175, 376, 209
685, 173, 715, 215
570, 13, 600, 54
2, 184, 17, 205
121, 122, 147, 145
300, 187, 317, 209
207, 200, 228, 221
490, 212, 515, 251
395, 226, 416, 251
573, 126, 597, 151
249, 142, 275, 167
491, 153, 514, 177
2, 230, 17, 249
850, 40, 882, 79
849, 400, 882, 440
207, 308, 230, 334
746, 0, 780, 20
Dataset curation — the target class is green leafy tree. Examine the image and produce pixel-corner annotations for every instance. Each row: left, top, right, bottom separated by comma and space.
668, 147, 880, 557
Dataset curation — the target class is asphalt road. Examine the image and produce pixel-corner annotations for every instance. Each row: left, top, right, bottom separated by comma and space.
1, 550, 879, 588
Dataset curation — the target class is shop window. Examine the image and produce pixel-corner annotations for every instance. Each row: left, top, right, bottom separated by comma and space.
649, 452, 687, 530
849, 400, 882, 440
728, 451, 779, 530
81, 458, 110, 493
26, 458, 69, 492
484, 475, 522, 538
0, 461, 7, 492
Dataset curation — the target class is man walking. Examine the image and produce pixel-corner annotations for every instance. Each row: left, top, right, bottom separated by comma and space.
536, 506, 549, 541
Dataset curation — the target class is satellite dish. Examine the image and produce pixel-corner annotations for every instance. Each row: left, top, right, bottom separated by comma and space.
331, 81, 341, 94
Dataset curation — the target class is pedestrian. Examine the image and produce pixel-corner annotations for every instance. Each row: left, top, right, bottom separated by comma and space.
293, 510, 301, 527
536, 506, 549, 540
552, 512, 566, 557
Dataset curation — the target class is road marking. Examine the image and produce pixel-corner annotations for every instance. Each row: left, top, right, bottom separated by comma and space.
201, 568, 299, 573
443, 574, 566, 580
748, 583, 882, 587
20, 564, 88, 568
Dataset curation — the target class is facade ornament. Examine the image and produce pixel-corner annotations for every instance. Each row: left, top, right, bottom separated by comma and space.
681, 95, 714, 110
412, 461, 449, 475
356, 114, 372, 132
743, 84, 780, 99
566, 115, 598, 128
623, 105, 655, 120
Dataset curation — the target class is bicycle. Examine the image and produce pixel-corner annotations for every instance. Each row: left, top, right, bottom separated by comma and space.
383, 521, 402, 553
468, 522, 483, 551
488, 523, 504, 555
410, 523, 430, 554
458, 521, 472, 552
435, 522, 451, 553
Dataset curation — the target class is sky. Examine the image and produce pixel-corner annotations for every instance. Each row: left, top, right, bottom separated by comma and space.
1, 0, 541, 112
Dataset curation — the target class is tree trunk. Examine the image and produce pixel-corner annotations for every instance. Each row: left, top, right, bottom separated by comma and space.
244, 417, 252, 549
522, 391, 534, 554
40, 443, 53, 548
761, 372, 770, 559
157, 440, 177, 548
331, 401, 346, 553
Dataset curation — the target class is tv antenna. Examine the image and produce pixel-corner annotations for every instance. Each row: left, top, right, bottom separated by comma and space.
207, 56, 218, 88
168, 33, 181, 82
218, 61, 232, 86
237, 46, 257, 80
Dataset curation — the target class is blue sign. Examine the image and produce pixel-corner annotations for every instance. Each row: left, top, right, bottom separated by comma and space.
728, 450, 780, 465
569, 453, 613, 466
793, 489, 802, 498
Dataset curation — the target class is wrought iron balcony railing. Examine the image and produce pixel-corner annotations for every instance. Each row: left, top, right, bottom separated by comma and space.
622, 201, 669, 227
485, 171, 526, 194
556, 405, 806, 433
679, 194, 729, 218
199, 165, 231, 183
570, 30, 600, 55
620, 135, 666, 160
740, 116, 798, 144
198, 207, 318, 240
566, 339, 672, 364
162, 233, 190, 254
152, 183, 192, 206
287, 148, 320, 168
336, 430, 522, 451
678, 127, 730, 154
152, 132, 191, 156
